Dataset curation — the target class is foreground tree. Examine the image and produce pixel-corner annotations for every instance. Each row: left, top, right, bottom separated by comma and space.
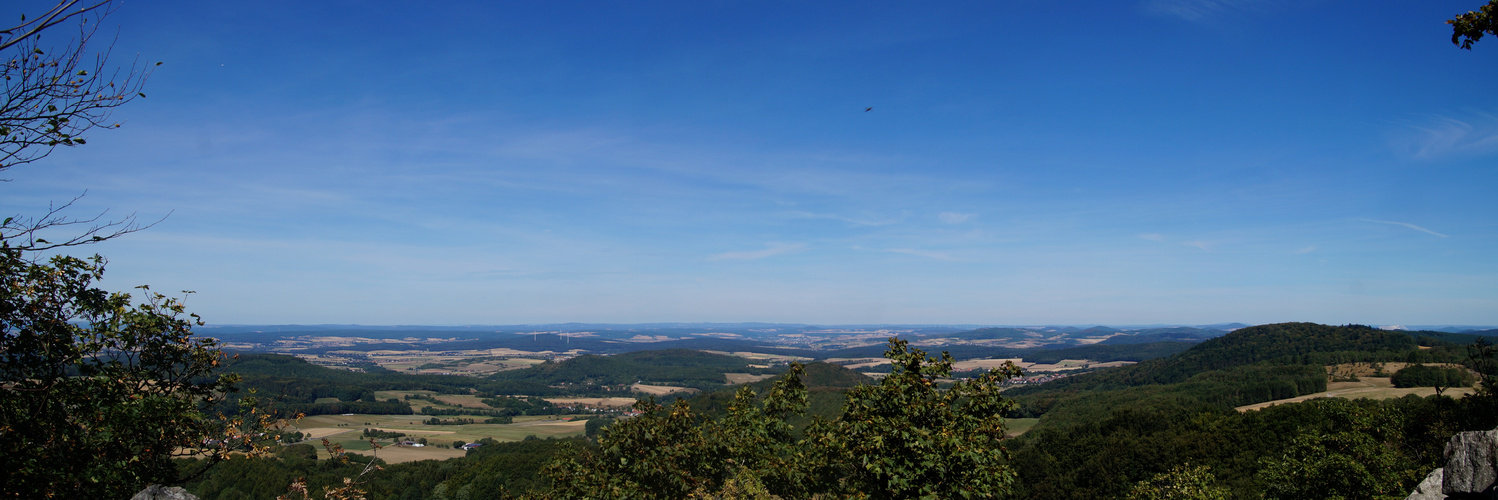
807, 339, 1022, 499
0, 2, 268, 497
536, 339, 1023, 499
1257, 399, 1421, 500
0, 248, 269, 497
540, 365, 810, 498
1126, 465, 1230, 500
1449, 0, 1498, 49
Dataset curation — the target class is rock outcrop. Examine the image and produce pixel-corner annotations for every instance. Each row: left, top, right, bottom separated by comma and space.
130, 484, 199, 500
1409, 468, 1446, 500
1406, 428, 1498, 500
1446, 429, 1498, 497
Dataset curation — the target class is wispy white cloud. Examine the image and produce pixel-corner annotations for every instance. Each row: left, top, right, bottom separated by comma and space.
883, 248, 957, 261
1295, 245, 1317, 254
1359, 219, 1449, 238
1391, 112, 1498, 160
707, 243, 806, 261
938, 212, 975, 225
785, 211, 903, 227
1137, 233, 1166, 242
852, 245, 957, 261
1141, 0, 1270, 23
1183, 240, 1211, 251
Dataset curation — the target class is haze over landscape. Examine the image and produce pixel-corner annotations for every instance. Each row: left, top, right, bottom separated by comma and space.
11, 2, 1498, 498
3, 0, 1495, 326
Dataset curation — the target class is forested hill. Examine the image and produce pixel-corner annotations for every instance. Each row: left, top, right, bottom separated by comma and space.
488, 349, 780, 389
1010, 323, 1428, 396
1004, 323, 1495, 499
222, 350, 782, 413
1004, 322, 1476, 429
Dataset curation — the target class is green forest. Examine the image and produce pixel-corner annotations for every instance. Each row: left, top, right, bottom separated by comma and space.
164, 323, 1498, 499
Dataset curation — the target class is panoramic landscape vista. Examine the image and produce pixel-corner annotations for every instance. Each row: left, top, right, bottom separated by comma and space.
2, 1, 1497, 499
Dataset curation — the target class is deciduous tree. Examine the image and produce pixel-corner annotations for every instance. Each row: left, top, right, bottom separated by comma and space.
1449, 0, 1498, 49
0, 2, 268, 497
536, 339, 1024, 499
0, 249, 267, 498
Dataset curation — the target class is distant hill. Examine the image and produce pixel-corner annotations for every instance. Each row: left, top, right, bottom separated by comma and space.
1099, 327, 1224, 345
1076, 326, 1120, 336
1195, 322, 1250, 331
1017, 342, 1196, 365
1019, 323, 1419, 393
936, 327, 1045, 341
1005, 322, 1458, 424
489, 349, 778, 390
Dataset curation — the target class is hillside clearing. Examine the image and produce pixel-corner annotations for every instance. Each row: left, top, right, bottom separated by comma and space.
1236, 377, 1476, 412
725, 373, 776, 384
632, 383, 699, 396
291, 413, 588, 463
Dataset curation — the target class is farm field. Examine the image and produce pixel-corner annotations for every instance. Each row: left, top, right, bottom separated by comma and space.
825, 357, 887, 370
362, 352, 548, 376
631, 383, 699, 396
1235, 377, 1477, 412
291, 414, 589, 463
1005, 418, 1039, 437
1024, 359, 1135, 372
371, 390, 504, 412
724, 373, 776, 384
950, 358, 1025, 372
701, 351, 812, 365
545, 397, 639, 408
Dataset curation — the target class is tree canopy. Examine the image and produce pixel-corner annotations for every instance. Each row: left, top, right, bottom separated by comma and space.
537, 338, 1024, 499
1449, 0, 1498, 49
0, 2, 267, 497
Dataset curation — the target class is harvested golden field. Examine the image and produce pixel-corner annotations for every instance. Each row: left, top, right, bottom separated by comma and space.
1024, 359, 1134, 372
342, 445, 466, 463
825, 357, 886, 369
950, 358, 1026, 372
702, 351, 813, 364
292, 413, 588, 463
1236, 377, 1477, 413
545, 397, 639, 408
631, 383, 699, 396
1005, 418, 1040, 437
724, 373, 776, 384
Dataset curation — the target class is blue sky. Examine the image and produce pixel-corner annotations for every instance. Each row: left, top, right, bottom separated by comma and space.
4, 0, 1496, 325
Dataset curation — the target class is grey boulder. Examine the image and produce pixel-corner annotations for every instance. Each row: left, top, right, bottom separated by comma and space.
130, 484, 200, 500
1408, 468, 1446, 500
1444, 429, 1498, 498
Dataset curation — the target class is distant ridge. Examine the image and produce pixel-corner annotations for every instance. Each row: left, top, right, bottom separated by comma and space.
1195, 322, 1250, 331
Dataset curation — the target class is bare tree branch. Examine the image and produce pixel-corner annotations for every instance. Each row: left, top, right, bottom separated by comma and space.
0, 1, 159, 250
1, 192, 165, 251
0, 1, 112, 52
0, 1, 153, 175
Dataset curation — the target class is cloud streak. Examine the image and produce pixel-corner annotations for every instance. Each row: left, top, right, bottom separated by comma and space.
938, 212, 975, 225
1392, 112, 1498, 160
1183, 240, 1212, 251
707, 243, 806, 261
1359, 219, 1448, 238
785, 211, 903, 227
883, 248, 957, 261
1141, 0, 1269, 23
